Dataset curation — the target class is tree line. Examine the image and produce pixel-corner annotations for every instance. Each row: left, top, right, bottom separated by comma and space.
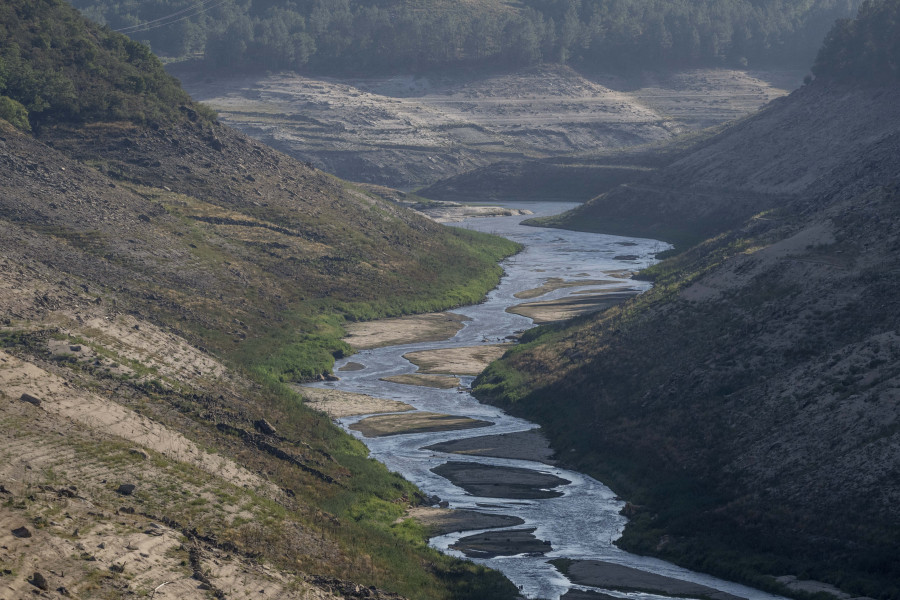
0, 0, 203, 130
812, 0, 900, 82
69, 0, 863, 73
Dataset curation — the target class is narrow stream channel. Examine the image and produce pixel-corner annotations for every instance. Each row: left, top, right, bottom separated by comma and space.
305, 202, 787, 600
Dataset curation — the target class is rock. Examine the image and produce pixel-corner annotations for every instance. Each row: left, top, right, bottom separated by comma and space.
57, 586, 71, 597
109, 563, 125, 573
119, 506, 135, 514
69, 345, 81, 352
253, 419, 277, 436
19, 393, 41, 407
129, 448, 148, 460
30, 571, 48, 590
11, 526, 32, 538
116, 483, 136, 496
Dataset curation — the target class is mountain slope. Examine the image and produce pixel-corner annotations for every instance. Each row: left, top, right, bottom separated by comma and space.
0, 1, 519, 598
473, 3, 900, 598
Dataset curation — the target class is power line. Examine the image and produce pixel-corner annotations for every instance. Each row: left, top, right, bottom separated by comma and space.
114, 0, 230, 34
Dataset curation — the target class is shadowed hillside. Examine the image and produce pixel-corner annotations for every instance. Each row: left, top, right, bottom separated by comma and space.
474, 2, 900, 598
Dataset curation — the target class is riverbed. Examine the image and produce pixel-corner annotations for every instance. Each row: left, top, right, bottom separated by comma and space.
304, 202, 787, 600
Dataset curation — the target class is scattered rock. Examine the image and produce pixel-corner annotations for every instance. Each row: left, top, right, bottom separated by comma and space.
253, 419, 277, 436
129, 448, 149, 460
116, 483, 136, 496
109, 563, 125, 573
30, 572, 48, 591
11, 526, 32, 538
19, 392, 41, 407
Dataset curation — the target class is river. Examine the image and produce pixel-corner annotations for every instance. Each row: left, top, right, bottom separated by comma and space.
305, 202, 787, 600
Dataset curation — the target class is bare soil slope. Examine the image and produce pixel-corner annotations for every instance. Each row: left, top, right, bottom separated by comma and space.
174, 65, 796, 189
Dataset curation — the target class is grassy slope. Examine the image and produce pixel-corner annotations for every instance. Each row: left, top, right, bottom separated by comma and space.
0, 2, 520, 598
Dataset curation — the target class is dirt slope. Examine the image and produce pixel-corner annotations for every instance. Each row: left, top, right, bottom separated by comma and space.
537, 79, 900, 247
174, 64, 796, 189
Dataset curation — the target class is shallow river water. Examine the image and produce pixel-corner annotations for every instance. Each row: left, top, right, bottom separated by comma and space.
306, 202, 786, 600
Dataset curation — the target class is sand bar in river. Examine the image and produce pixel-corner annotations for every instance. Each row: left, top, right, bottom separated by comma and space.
403, 344, 511, 376
297, 387, 413, 418
507, 291, 637, 323
425, 429, 556, 464
432, 462, 570, 499
350, 412, 492, 438
342, 312, 469, 350
381, 373, 461, 389
559, 560, 746, 600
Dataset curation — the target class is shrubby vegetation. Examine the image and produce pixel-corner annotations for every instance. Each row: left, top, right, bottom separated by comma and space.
70, 0, 862, 73
0, 0, 203, 128
813, 0, 900, 81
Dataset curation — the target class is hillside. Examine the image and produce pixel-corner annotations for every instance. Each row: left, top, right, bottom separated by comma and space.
0, 1, 519, 598
473, 2, 900, 599
70, 0, 861, 73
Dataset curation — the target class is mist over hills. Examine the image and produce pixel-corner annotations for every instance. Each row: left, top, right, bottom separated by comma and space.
474, 2, 900, 597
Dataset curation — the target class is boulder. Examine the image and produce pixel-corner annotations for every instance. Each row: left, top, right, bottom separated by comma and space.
116, 483, 136, 496
253, 419, 277, 436
30, 572, 48, 591
19, 393, 41, 407
11, 526, 32, 538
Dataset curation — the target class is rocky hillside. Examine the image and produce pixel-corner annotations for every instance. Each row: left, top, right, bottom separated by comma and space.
474, 3, 900, 599
0, 1, 519, 598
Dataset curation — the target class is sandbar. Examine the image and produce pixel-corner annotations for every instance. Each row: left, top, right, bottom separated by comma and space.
450, 528, 551, 558
514, 278, 610, 300
560, 591, 618, 600
403, 507, 524, 536
381, 373, 461, 389
297, 387, 413, 418
403, 344, 511, 376
432, 462, 570, 499
558, 560, 746, 600
507, 291, 637, 323
424, 429, 556, 464
342, 312, 469, 350
350, 412, 492, 438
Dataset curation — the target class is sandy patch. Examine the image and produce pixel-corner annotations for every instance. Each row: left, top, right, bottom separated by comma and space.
560, 560, 745, 600
417, 202, 533, 223
507, 292, 636, 323
402, 507, 524, 536
561, 591, 618, 600
342, 312, 469, 350
0, 350, 268, 492
431, 462, 569, 499
403, 344, 511, 376
381, 374, 461, 389
349, 412, 492, 438
0, 385, 336, 600
424, 429, 556, 464
451, 528, 551, 558
296, 387, 413, 418
514, 278, 612, 300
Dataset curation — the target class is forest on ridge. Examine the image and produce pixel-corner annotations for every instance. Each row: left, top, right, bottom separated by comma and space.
70, 0, 862, 73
